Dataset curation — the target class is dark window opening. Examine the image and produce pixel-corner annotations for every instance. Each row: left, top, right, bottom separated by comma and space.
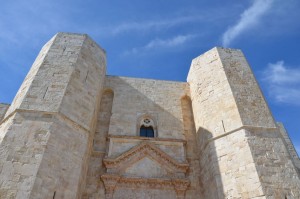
140, 125, 154, 137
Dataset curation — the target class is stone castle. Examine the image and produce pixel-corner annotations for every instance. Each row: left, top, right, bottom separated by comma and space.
0, 32, 299, 199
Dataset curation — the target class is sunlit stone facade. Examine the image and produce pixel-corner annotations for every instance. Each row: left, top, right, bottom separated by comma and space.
0, 32, 299, 199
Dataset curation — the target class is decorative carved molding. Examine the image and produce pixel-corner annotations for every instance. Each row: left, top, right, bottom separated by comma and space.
172, 178, 190, 198
101, 142, 190, 198
100, 174, 190, 198
118, 177, 174, 189
103, 142, 189, 173
101, 174, 120, 199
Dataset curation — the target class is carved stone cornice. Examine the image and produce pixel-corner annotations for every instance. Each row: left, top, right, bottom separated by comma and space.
100, 174, 190, 198
103, 142, 189, 173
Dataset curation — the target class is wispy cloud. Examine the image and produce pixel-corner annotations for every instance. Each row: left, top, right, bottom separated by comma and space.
264, 61, 300, 84
145, 35, 195, 49
262, 61, 300, 105
222, 0, 274, 47
123, 34, 195, 55
110, 15, 205, 35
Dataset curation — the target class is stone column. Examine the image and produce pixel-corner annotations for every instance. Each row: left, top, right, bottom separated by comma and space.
187, 47, 300, 198
0, 33, 106, 198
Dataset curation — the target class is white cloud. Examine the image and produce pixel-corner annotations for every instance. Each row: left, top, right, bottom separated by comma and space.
222, 0, 274, 47
262, 61, 300, 105
123, 34, 195, 56
145, 35, 195, 49
265, 61, 300, 84
110, 15, 204, 35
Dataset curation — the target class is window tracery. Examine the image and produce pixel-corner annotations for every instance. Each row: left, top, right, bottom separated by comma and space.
137, 115, 157, 137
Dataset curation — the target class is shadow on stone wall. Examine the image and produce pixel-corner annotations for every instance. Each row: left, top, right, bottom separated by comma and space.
196, 126, 225, 199
181, 96, 202, 198
105, 76, 187, 139
246, 128, 300, 198
84, 76, 191, 198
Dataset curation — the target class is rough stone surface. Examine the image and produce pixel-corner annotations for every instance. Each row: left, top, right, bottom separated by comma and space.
188, 47, 300, 199
0, 34, 299, 199
0, 32, 106, 199
0, 104, 9, 121
277, 122, 300, 172
105, 76, 189, 139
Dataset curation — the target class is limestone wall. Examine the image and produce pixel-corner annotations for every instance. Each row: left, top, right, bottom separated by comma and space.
0, 33, 106, 199
187, 48, 243, 138
2, 32, 300, 199
217, 49, 276, 128
0, 112, 53, 198
83, 90, 114, 199
188, 47, 300, 198
188, 48, 263, 198
277, 122, 300, 172
83, 76, 198, 199
246, 128, 300, 198
0, 103, 9, 121
4, 36, 57, 118
94, 90, 114, 153
105, 76, 189, 139
181, 96, 201, 198
217, 48, 300, 198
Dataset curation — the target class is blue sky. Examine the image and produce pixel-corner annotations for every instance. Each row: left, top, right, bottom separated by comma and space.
0, 0, 299, 154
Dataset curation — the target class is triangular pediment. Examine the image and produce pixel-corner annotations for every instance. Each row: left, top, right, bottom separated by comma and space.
124, 157, 169, 178
103, 142, 189, 174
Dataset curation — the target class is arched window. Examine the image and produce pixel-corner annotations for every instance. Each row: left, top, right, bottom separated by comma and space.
137, 116, 157, 137
140, 125, 154, 137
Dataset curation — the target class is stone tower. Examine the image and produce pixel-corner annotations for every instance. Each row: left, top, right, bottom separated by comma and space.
0, 33, 299, 199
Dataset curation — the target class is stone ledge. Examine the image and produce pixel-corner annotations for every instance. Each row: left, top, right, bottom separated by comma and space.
107, 134, 186, 144
0, 108, 91, 133
209, 125, 278, 142
201, 125, 279, 152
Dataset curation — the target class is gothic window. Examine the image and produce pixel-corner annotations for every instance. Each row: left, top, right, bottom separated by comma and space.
138, 116, 157, 137
140, 125, 154, 137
